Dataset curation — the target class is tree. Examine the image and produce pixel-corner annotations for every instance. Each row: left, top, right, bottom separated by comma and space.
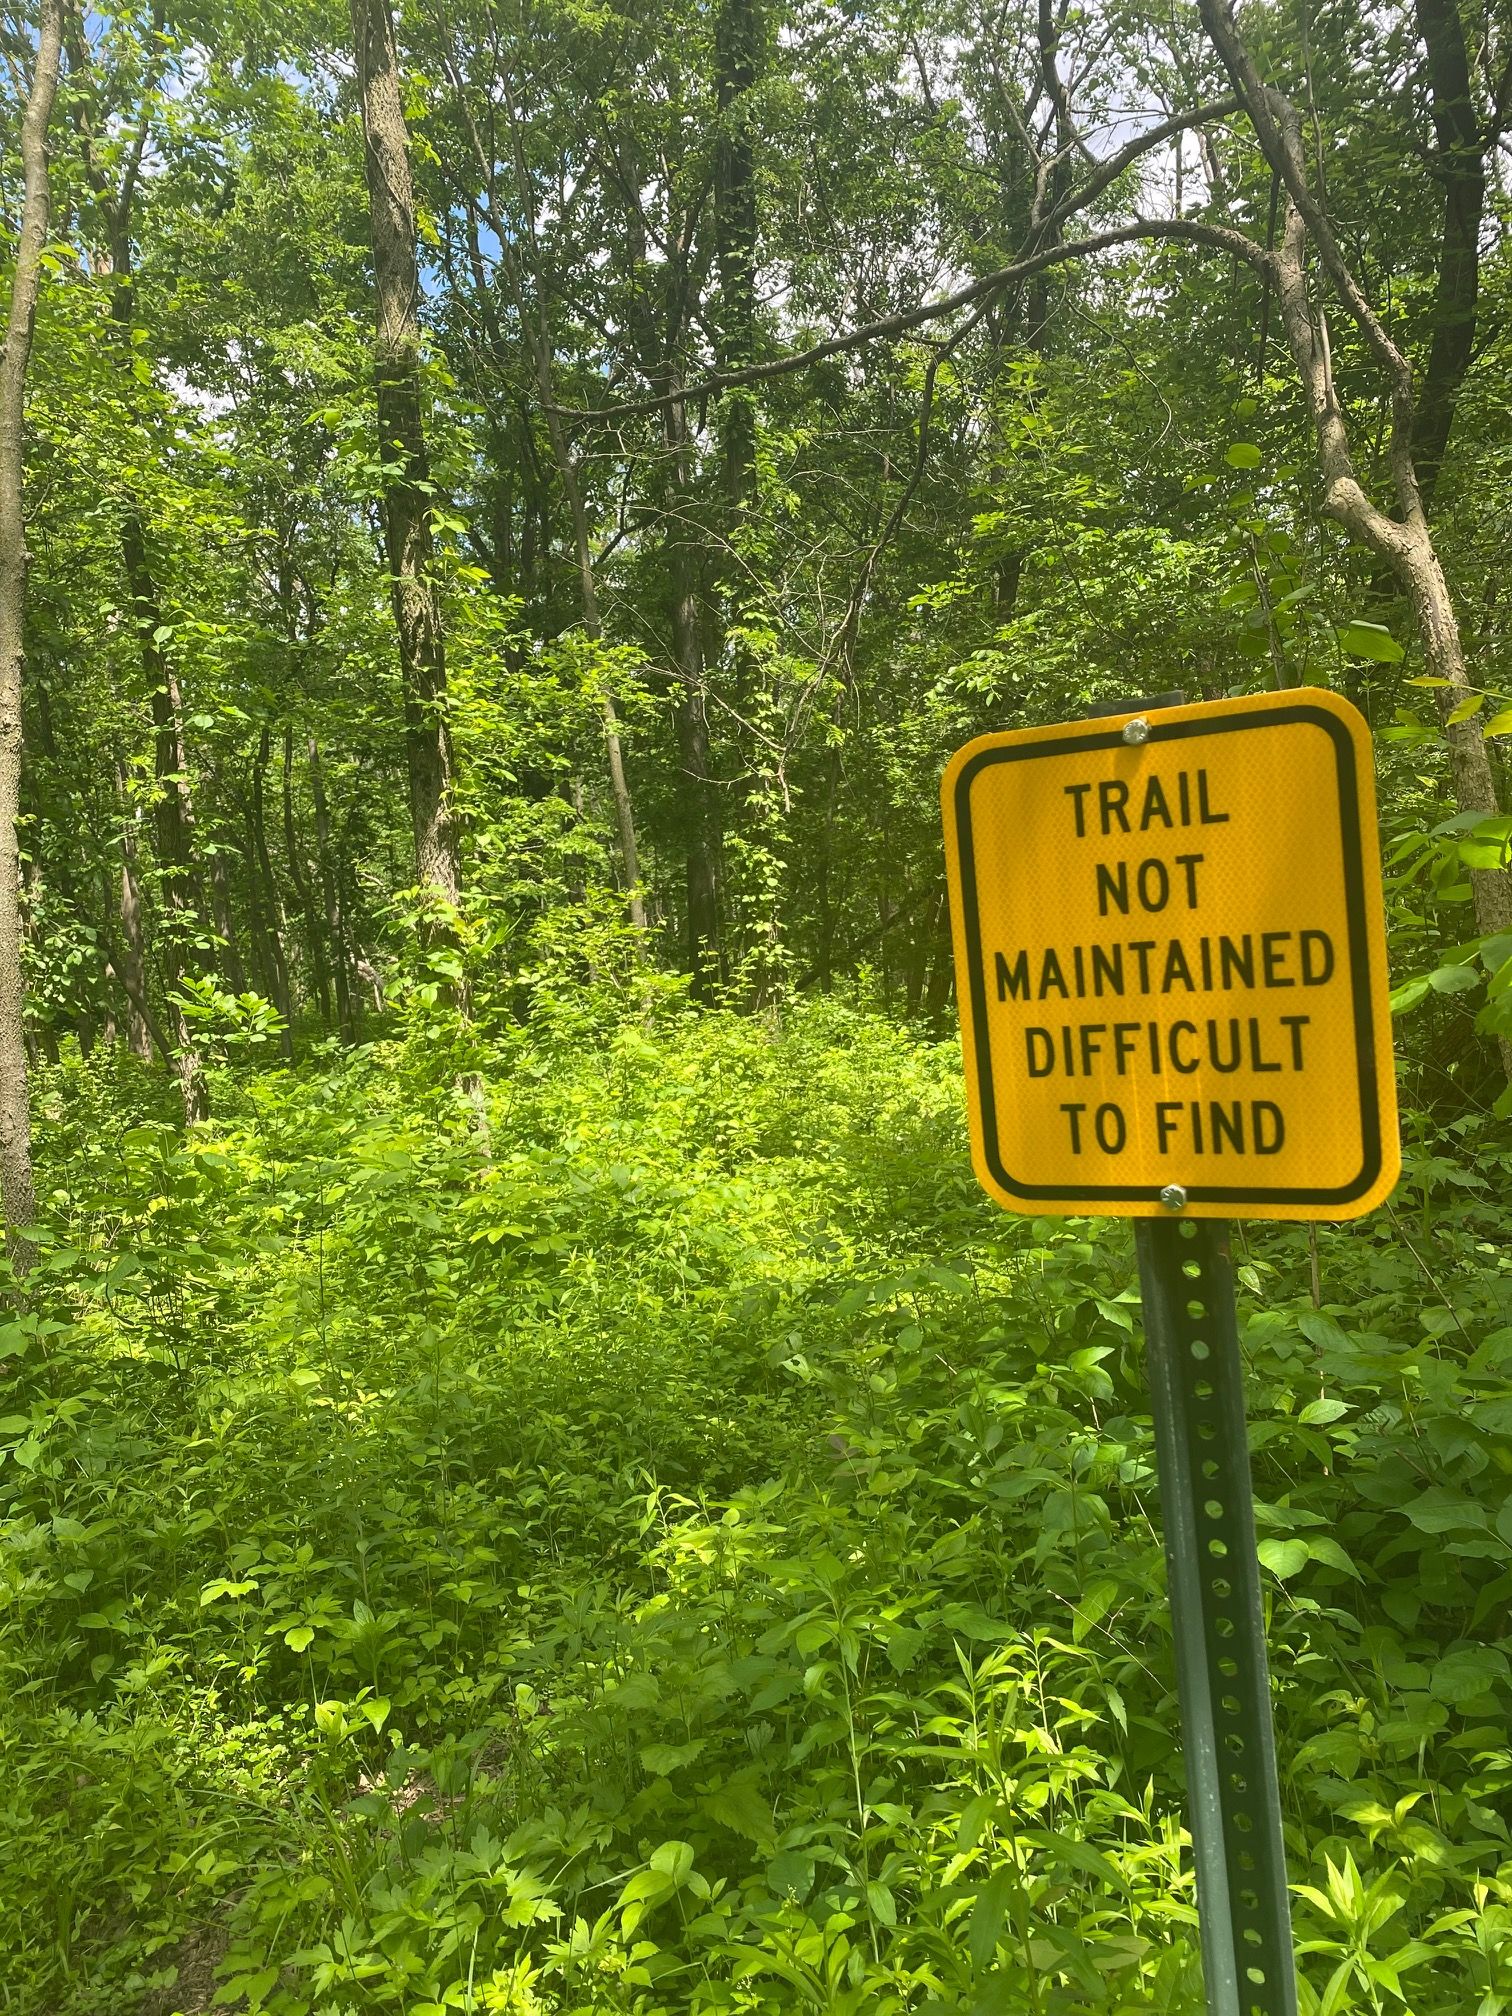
0, 0, 66, 1268
349, 0, 462, 919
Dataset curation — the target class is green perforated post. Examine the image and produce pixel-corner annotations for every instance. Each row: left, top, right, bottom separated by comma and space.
1135, 1216, 1298, 2016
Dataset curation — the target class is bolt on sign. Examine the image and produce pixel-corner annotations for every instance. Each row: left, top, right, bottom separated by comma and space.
940, 688, 1399, 1221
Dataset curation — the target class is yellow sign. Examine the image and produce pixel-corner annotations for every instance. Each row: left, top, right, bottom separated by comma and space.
941, 689, 1399, 1220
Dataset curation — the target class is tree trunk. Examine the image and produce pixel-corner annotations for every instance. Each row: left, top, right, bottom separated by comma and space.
669, 525, 721, 992
115, 775, 154, 1062
664, 390, 722, 995
537, 378, 647, 931
1217, 53, 1512, 1079
349, 0, 462, 918
69, 25, 209, 1120
309, 738, 354, 1038
1410, 0, 1487, 506
251, 724, 295, 1059
490, 73, 649, 932
0, 0, 65, 1269
121, 508, 208, 1118
207, 838, 247, 993
714, 0, 760, 508
282, 724, 332, 1028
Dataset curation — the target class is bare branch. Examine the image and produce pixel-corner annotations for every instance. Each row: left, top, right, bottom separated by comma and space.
554, 211, 1266, 424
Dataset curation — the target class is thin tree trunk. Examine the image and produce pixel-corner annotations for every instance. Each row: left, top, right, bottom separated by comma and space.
537, 380, 647, 930
251, 725, 295, 1059
308, 738, 353, 1038
0, 0, 65, 1269
1410, 0, 1489, 506
664, 386, 722, 995
487, 80, 648, 931
95, 911, 173, 1063
349, 0, 462, 918
610, 120, 722, 992
68, 21, 208, 1120
207, 838, 247, 993
121, 508, 208, 1118
714, 0, 759, 508
114, 768, 153, 1061
282, 723, 332, 1027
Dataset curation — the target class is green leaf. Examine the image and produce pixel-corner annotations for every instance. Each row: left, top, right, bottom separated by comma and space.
701, 1777, 775, 1846
640, 1739, 706, 1775
1336, 621, 1404, 663
200, 1578, 257, 1606
1447, 692, 1486, 725
1429, 1648, 1509, 1705
1429, 963, 1481, 994
1402, 1487, 1488, 1534
284, 1626, 315, 1653
1297, 1311, 1350, 1352
968, 1867, 1014, 1976
1305, 1537, 1363, 1581
1485, 706, 1512, 737
1258, 1539, 1309, 1579
1225, 442, 1262, 468
866, 1879, 897, 1926
766, 1849, 815, 1900
649, 1839, 695, 1885
1298, 1397, 1349, 1425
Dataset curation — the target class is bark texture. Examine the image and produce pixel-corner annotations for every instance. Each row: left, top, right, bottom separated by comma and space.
1410, 0, 1488, 504
350, 0, 463, 916
0, 0, 65, 1269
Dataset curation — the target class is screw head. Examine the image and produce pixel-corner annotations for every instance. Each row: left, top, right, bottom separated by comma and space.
1160, 1184, 1188, 1212
1122, 717, 1151, 745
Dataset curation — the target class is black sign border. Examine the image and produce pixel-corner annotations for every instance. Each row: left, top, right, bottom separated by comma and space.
952, 703, 1384, 1207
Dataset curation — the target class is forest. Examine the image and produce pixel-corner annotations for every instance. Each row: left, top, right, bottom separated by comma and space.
1, 0, 1512, 2008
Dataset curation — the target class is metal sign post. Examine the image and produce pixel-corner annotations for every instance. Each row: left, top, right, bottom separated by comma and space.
1136, 1214, 1296, 2016
938, 687, 1401, 2015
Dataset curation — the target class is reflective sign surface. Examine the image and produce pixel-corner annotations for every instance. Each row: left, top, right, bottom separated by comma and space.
941, 689, 1400, 1219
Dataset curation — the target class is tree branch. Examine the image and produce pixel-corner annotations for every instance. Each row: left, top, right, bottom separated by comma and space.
554, 212, 1267, 423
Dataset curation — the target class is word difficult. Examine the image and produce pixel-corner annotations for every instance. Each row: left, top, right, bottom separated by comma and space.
940, 690, 1399, 1221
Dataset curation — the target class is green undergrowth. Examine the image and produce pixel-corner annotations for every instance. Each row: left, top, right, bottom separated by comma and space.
4, 988, 1512, 2015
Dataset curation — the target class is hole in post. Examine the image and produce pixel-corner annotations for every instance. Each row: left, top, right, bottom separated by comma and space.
1190, 1338, 1211, 1360
1208, 1538, 1229, 1558
1204, 1499, 1225, 1521
1186, 1299, 1206, 1319
1182, 1260, 1202, 1279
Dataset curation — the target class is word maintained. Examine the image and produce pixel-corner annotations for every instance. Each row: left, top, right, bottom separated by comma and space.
940, 689, 1399, 1219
